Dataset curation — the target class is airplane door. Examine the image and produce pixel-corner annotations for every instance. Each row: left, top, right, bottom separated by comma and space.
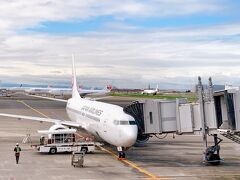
103, 120, 107, 133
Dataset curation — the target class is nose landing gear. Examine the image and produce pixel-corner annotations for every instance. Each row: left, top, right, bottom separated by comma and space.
117, 147, 126, 160
118, 152, 126, 160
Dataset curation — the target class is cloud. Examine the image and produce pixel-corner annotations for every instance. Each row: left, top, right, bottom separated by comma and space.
0, 0, 224, 33
0, 23, 240, 88
0, 0, 239, 89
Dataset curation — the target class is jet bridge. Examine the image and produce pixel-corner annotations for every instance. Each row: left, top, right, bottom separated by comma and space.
214, 89, 240, 131
124, 98, 217, 136
124, 77, 239, 165
213, 88, 240, 145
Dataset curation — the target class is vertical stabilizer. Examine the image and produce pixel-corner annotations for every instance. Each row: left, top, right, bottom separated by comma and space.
72, 54, 81, 99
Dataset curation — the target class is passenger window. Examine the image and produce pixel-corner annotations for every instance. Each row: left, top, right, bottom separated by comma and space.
149, 112, 153, 124
113, 120, 119, 125
114, 120, 136, 125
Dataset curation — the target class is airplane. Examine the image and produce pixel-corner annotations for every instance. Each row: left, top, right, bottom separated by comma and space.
224, 84, 239, 91
48, 85, 112, 97
25, 86, 53, 95
0, 84, 28, 93
0, 84, 30, 96
141, 84, 159, 95
0, 55, 138, 158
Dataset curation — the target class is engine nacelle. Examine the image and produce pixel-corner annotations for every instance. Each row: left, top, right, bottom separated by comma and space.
48, 124, 67, 139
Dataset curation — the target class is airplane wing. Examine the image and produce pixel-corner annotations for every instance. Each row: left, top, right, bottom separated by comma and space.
79, 88, 111, 96
85, 96, 113, 101
27, 94, 68, 103
0, 113, 81, 128
60, 121, 81, 128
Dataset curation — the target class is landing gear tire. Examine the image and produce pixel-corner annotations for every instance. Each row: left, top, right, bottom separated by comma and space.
49, 148, 57, 154
81, 147, 88, 154
136, 134, 150, 143
118, 152, 126, 160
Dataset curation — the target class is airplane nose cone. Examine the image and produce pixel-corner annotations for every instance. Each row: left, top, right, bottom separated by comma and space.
121, 126, 138, 147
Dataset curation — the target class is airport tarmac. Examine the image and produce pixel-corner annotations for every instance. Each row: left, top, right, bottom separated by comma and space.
0, 94, 240, 180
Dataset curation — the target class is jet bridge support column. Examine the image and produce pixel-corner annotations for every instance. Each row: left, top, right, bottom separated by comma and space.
198, 76, 208, 152
198, 77, 222, 165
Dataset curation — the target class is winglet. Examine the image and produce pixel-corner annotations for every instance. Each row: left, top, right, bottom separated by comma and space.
72, 54, 81, 99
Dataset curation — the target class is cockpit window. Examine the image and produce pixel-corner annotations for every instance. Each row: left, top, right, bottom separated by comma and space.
129, 121, 136, 125
119, 121, 129, 125
113, 120, 136, 125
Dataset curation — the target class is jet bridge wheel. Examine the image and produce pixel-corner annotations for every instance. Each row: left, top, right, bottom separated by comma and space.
204, 134, 222, 165
136, 134, 150, 143
207, 154, 221, 165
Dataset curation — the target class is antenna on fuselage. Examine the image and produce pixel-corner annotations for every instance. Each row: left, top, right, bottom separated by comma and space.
72, 54, 81, 99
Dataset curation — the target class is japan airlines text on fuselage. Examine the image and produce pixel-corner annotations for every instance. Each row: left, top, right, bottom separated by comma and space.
48, 86, 111, 96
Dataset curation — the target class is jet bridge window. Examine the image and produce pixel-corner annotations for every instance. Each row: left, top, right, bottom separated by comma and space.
113, 120, 136, 125
149, 112, 153, 124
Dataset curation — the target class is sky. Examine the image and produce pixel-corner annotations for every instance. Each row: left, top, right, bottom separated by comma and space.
1, 0, 240, 89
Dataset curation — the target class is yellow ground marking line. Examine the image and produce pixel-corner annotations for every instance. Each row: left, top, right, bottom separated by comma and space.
17, 100, 50, 118
100, 146, 173, 180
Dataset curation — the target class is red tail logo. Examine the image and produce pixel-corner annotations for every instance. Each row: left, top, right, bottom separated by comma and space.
107, 85, 112, 90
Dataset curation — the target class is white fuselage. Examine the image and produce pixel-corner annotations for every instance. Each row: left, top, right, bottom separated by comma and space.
66, 97, 138, 147
48, 88, 110, 96
49, 88, 71, 96
25, 87, 51, 94
142, 89, 158, 95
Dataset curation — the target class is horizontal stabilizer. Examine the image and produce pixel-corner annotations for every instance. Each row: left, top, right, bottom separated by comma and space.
27, 94, 68, 103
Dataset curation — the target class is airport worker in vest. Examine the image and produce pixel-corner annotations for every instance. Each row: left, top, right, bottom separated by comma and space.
40, 136, 45, 145
14, 143, 21, 164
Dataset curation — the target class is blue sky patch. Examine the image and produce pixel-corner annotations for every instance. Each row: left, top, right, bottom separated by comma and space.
25, 13, 238, 34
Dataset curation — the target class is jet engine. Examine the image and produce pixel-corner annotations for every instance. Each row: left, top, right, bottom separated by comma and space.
47, 124, 67, 138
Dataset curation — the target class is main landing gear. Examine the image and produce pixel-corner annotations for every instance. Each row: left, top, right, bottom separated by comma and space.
117, 147, 126, 160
